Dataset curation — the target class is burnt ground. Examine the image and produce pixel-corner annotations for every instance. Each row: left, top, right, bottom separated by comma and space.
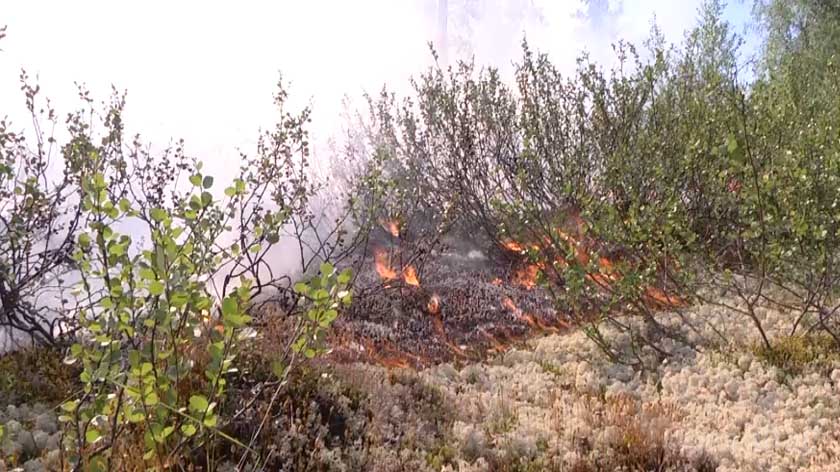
328, 247, 571, 368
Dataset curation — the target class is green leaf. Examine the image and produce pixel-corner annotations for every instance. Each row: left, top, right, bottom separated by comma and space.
127, 409, 145, 423
170, 291, 189, 308
726, 134, 738, 153
222, 297, 238, 317
149, 281, 164, 296
181, 424, 197, 437
139, 267, 156, 280
189, 174, 203, 186
337, 268, 352, 285
271, 360, 286, 379
61, 400, 79, 412
108, 243, 125, 257
202, 176, 214, 189
324, 309, 338, 322
203, 414, 218, 428
78, 233, 91, 248
144, 391, 159, 405
189, 394, 209, 413
119, 198, 131, 212
150, 208, 167, 222
320, 262, 335, 276
86, 428, 102, 444
312, 289, 329, 302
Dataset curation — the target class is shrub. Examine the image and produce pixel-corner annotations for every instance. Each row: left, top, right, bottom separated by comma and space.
0, 72, 83, 346
359, 0, 840, 366
40, 79, 358, 469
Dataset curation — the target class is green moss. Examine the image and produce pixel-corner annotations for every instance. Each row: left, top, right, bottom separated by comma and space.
425, 444, 457, 469
752, 334, 840, 377
0, 344, 79, 405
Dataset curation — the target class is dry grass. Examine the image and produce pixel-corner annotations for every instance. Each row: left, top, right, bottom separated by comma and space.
553, 392, 716, 471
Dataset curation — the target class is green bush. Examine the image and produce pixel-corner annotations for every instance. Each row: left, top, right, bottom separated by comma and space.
10, 79, 359, 469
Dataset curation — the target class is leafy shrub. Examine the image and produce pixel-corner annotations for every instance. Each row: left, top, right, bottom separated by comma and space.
12, 77, 359, 469
1, 73, 83, 346
360, 0, 840, 366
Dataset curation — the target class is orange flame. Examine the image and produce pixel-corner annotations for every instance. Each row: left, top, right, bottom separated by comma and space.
502, 297, 562, 333
503, 239, 542, 253
403, 265, 420, 286
374, 249, 397, 280
481, 328, 511, 353
599, 257, 618, 279
426, 295, 465, 357
502, 297, 518, 312
382, 219, 400, 238
512, 264, 540, 290
427, 294, 441, 314
644, 287, 685, 307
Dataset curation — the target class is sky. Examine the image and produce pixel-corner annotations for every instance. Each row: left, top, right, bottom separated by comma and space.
1, 0, 757, 184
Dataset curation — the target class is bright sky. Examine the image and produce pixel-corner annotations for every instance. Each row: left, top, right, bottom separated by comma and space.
1, 1, 756, 182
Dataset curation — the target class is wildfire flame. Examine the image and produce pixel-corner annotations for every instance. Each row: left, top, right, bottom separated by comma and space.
381, 219, 400, 238
351, 211, 684, 369
374, 249, 398, 280
501, 297, 518, 312
501, 297, 563, 333
644, 286, 685, 307
427, 294, 441, 314
426, 293, 465, 356
502, 226, 682, 309
512, 264, 540, 290
403, 265, 420, 286
503, 240, 539, 253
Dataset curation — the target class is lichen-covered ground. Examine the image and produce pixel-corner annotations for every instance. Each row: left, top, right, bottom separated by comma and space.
412, 300, 840, 471
245, 296, 840, 471
3, 297, 840, 471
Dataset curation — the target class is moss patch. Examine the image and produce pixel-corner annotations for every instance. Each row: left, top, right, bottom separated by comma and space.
0, 344, 79, 405
752, 334, 840, 377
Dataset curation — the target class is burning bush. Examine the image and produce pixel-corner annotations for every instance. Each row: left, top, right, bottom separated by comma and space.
349, 1, 840, 367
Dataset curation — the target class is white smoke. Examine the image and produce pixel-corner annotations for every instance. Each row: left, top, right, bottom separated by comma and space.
0, 0, 754, 347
